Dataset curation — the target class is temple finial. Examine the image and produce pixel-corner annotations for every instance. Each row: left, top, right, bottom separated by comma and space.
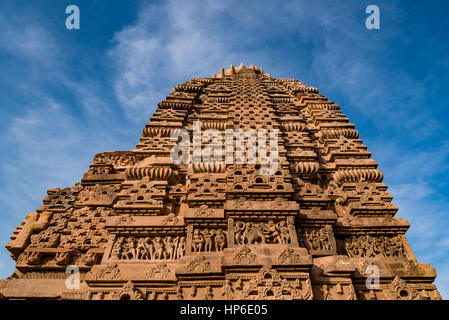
214, 63, 264, 78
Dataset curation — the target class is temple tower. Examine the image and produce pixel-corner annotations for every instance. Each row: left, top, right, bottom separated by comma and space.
0, 64, 441, 300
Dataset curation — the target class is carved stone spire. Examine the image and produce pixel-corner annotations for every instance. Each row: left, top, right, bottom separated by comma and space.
0, 65, 440, 300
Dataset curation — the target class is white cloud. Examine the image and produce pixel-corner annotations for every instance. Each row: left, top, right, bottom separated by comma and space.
108, 0, 251, 121
379, 143, 449, 299
0, 9, 133, 279
389, 183, 434, 201
0, 20, 58, 61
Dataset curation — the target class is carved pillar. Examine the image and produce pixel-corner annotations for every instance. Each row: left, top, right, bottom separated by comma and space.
287, 216, 299, 246
185, 224, 194, 255
227, 218, 235, 247
101, 234, 118, 263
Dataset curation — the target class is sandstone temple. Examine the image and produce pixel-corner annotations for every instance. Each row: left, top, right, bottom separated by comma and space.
0, 64, 441, 300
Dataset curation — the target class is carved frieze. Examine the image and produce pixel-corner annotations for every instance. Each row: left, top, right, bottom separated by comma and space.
298, 226, 336, 256
110, 236, 186, 261
343, 235, 406, 259
191, 228, 227, 252
234, 220, 291, 245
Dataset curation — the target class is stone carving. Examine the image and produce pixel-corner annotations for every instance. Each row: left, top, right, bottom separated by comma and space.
232, 246, 257, 264
113, 178, 167, 214
185, 256, 213, 273
344, 235, 406, 258
115, 215, 135, 225
93, 152, 137, 167
117, 281, 144, 300
193, 205, 215, 217
161, 213, 181, 225
227, 166, 293, 196
388, 276, 414, 300
188, 174, 226, 203
223, 279, 235, 299
191, 229, 227, 252
83, 249, 100, 266
298, 227, 333, 253
6, 211, 53, 257
37, 186, 81, 212
335, 182, 398, 216
145, 263, 171, 280
235, 267, 312, 300
95, 263, 121, 280
55, 252, 71, 265
76, 184, 119, 206
87, 164, 114, 175
59, 207, 111, 250
24, 251, 42, 265
234, 220, 291, 245
1, 64, 440, 300
278, 247, 302, 264
333, 169, 383, 185
110, 236, 186, 261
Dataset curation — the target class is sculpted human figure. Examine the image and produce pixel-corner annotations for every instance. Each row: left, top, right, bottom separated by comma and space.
392, 237, 405, 257
136, 238, 148, 260
192, 229, 204, 252
242, 222, 252, 243
357, 236, 366, 256
234, 221, 245, 245
223, 279, 234, 298
202, 229, 214, 252
311, 229, 321, 250
153, 237, 164, 260
111, 236, 124, 259
385, 237, 397, 257
163, 236, 174, 259
121, 237, 136, 260
300, 230, 310, 249
214, 228, 226, 251
146, 239, 155, 260
345, 236, 356, 257
262, 220, 279, 243
351, 236, 362, 257
318, 228, 330, 251
281, 278, 290, 292
382, 237, 390, 255
177, 237, 186, 258
277, 220, 290, 244
322, 284, 332, 300
362, 235, 374, 258
204, 286, 213, 300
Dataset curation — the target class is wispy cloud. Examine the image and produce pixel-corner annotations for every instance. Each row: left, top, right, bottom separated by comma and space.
0, 7, 134, 278
108, 0, 243, 120
370, 139, 449, 298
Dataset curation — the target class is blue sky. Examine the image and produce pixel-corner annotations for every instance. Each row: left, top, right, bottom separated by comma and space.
0, 0, 448, 298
